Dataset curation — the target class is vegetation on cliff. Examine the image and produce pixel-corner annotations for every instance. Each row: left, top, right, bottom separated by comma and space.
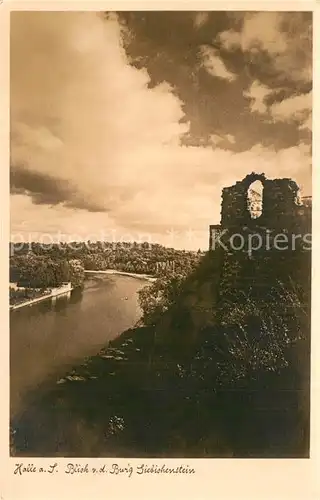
11, 243, 311, 458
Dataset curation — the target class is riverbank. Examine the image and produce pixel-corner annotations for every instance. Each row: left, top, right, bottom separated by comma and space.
10, 283, 73, 311
84, 269, 157, 282
10, 273, 145, 417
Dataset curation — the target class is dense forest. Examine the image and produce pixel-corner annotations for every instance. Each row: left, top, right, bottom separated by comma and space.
10, 241, 203, 288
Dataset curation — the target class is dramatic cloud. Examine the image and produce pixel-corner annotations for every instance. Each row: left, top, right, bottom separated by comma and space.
10, 12, 312, 249
270, 92, 312, 128
193, 12, 209, 29
11, 167, 108, 212
199, 46, 236, 81
10, 139, 311, 249
243, 81, 312, 133
219, 12, 287, 53
210, 134, 235, 146
243, 80, 275, 114
11, 12, 189, 211
218, 12, 312, 84
299, 115, 312, 132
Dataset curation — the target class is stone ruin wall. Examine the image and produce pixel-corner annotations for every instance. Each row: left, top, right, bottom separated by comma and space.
155, 173, 311, 352
220, 172, 310, 231
210, 172, 311, 250
213, 172, 311, 324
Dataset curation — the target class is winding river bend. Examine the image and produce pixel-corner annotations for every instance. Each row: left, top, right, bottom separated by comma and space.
10, 274, 147, 417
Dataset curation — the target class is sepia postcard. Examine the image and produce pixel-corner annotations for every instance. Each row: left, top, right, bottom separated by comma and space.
1, 1, 319, 499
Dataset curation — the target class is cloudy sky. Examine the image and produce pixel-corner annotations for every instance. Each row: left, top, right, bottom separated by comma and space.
10, 11, 312, 249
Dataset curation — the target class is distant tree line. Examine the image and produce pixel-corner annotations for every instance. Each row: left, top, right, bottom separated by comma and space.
10, 241, 204, 289
10, 254, 85, 290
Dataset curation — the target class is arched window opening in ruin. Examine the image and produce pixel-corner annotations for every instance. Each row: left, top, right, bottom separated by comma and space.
294, 188, 303, 206
247, 180, 264, 219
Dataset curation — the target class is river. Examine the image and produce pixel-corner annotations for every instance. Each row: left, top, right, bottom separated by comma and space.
10, 273, 148, 417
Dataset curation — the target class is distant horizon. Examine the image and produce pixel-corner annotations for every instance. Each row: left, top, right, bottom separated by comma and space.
10, 179, 312, 252
9, 234, 206, 252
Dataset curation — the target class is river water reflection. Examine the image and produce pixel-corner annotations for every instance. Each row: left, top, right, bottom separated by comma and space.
10, 274, 147, 417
